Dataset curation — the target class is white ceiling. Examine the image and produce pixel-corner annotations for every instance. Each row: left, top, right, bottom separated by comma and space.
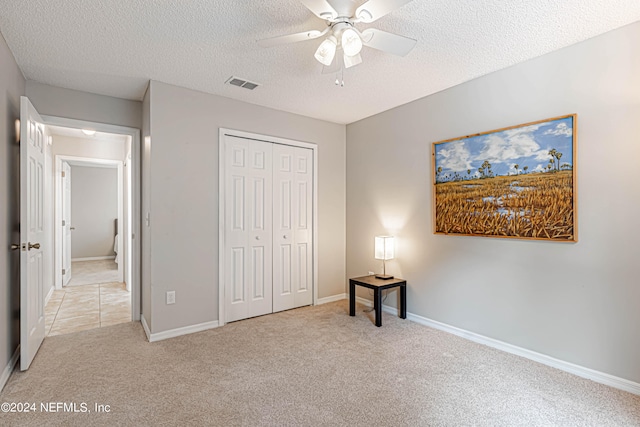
1, 0, 638, 124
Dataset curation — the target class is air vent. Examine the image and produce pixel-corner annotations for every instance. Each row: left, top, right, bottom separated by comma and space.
225, 76, 260, 91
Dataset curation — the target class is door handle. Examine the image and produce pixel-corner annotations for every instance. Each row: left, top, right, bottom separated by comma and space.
28, 242, 41, 250
70, 227, 76, 230
11, 244, 20, 250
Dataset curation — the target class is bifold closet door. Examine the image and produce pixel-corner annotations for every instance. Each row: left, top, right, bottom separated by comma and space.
273, 144, 313, 312
224, 137, 273, 323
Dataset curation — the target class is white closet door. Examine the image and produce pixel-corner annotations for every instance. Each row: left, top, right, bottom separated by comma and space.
273, 144, 313, 312
225, 136, 273, 322
293, 147, 313, 308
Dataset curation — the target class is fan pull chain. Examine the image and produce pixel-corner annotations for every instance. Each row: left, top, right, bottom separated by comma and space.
335, 68, 345, 87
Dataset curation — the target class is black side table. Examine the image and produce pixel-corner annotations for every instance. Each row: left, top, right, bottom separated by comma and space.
349, 275, 407, 327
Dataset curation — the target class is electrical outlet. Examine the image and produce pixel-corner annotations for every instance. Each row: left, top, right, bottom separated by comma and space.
368, 271, 375, 276
166, 291, 176, 305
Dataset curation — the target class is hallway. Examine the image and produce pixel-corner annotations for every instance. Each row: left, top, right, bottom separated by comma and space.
45, 282, 131, 336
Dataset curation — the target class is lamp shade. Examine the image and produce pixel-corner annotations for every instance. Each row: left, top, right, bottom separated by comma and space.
374, 236, 394, 260
341, 28, 363, 57
314, 36, 337, 66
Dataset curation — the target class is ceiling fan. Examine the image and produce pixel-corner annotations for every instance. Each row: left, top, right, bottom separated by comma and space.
258, 0, 417, 74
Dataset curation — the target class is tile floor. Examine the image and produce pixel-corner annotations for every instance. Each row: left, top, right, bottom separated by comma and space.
45, 282, 131, 336
67, 259, 120, 287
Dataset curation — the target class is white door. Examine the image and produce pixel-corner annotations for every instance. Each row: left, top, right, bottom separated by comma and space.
61, 161, 72, 286
20, 96, 47, 370
224, 136, 273, 322
273, 145, 313, 312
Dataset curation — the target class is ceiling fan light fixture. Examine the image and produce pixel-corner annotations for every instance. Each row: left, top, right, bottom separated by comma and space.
314, 36, 337, 66
343, 52, 362, 69
341, 28, 363, 57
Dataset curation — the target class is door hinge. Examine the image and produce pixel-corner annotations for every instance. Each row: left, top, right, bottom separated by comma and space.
62, 268, 66, 275
62, 220, 66, 226
61, 171, 66, 178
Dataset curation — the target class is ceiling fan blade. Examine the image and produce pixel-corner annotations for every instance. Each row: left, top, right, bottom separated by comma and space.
361, 28, 416, 56
355, 0, 414, 23
299, 0, 339, 20
257, 30, 324, 48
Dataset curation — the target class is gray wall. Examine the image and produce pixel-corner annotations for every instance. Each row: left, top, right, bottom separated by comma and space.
52, 134, 126, 162
346, 22, 640, 383
26, 81, 141, 130
0, 32, 25, 386
147, 81, 346, 333
70, 166, 118, 259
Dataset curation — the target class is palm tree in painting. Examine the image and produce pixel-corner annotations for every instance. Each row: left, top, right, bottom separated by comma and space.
555, 152, 563, 171
479, 160, 492, 178
523, 166, 528, 174
514, 164, 519, 175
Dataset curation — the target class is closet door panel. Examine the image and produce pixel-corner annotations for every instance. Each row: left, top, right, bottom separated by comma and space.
293, 148, 313, 307
273, 144, 295, 312
225, 137, 272, 322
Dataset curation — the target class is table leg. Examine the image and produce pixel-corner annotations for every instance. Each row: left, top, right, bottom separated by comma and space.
374, 288, 382, 327
400, 284, 407, 319
349, 280, 355, 317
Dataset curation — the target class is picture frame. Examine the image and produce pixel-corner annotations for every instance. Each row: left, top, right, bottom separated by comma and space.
432, 114, 577, 241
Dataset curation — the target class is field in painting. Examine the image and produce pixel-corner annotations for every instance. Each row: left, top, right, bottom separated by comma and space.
434, 171, 574, 239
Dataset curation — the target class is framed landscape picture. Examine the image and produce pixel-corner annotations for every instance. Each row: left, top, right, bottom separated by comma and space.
432, 114, 577, 241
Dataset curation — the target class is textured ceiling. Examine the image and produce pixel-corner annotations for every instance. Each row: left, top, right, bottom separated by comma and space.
0, 0, 639, 124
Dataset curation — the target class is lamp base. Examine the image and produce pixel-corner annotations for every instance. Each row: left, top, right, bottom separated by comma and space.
375, 274, 394, 280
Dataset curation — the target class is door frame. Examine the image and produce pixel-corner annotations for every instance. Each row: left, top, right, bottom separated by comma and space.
54, 155, 124, 288
43, 115, 141, 321
218, 128, 318, 327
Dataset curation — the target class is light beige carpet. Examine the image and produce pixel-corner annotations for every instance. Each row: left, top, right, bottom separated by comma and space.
1, 301, 639, 426
66, 260, 119, 287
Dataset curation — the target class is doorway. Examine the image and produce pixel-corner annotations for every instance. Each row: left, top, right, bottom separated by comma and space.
18, 97, 141, 370
44, 123, 139, 336
46, 140, 131, 336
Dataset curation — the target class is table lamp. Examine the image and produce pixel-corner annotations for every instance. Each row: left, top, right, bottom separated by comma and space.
374, 236, 394, 279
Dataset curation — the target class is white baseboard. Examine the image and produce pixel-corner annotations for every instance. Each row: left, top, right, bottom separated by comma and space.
316, 293, 347, 305
71, 256, 116, 262
141, 315, 151, 341
44, 285, 55, 305
1, 345, 20, 393
143, 319, 220, 343
349, 295, 640, 396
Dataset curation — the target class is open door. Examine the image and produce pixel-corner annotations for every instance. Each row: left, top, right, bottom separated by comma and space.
61, 161, 72, 286
20, 96, 47, 370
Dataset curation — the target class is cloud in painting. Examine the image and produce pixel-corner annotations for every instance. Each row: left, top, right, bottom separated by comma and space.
475, 123, 553, 164
544, 122, 573, 137
436, 140, 472, 171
